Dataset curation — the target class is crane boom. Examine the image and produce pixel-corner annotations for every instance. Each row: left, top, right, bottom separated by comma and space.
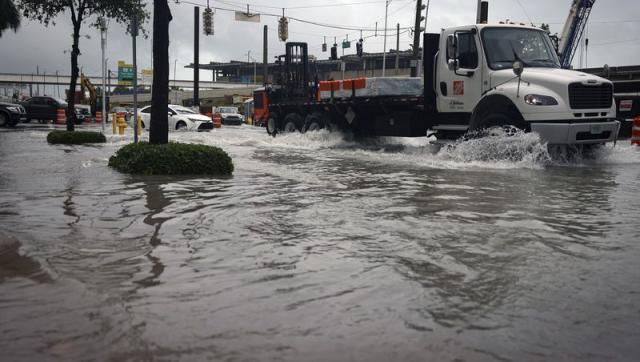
558, 0, 596, 69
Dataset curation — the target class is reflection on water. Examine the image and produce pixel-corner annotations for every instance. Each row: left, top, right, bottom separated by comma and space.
0, 127, 639, 361
0, 236, 51, 283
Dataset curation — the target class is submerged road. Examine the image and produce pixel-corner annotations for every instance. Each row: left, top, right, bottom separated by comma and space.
1, 125, 639, 361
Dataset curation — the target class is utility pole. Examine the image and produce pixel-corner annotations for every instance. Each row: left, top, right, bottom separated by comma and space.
263, 25, 268, 85
382, 0, 390, 77
411, 0, 423, 77
194, 6, 200, 110
424, 0, 430, 34
132, 12, 139, 143
395, 23, 400, 75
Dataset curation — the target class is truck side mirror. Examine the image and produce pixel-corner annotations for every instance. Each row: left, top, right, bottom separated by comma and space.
446, 34, 458, 71
447, 59, 458, 71
512, 61, 524, 77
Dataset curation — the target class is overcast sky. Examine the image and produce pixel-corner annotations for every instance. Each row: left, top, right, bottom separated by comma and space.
0, 0, 638, 82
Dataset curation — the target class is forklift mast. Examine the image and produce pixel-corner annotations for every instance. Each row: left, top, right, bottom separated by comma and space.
277, 42, 311, 100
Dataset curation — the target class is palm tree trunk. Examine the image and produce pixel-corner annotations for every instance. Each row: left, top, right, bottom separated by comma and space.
66, 20, 82, 131
150, 0, 172, 144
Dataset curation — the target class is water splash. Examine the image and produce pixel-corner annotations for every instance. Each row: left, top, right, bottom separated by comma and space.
436, 128, 551, 169
101, 126, 640, 171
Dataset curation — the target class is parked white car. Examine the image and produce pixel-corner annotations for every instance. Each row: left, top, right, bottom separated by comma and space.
138, 104, 213, 131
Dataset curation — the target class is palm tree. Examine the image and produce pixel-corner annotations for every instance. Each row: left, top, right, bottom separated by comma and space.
0, 0, 20, 37
149, 0, 171, 144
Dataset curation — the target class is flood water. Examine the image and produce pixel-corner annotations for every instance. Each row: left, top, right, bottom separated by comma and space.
1, 125, 640, 361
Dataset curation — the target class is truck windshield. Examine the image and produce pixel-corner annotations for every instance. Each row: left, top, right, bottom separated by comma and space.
482, 28, 560, 70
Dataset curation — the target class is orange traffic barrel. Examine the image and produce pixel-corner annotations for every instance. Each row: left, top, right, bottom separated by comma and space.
632, 116, 640, 146
95, 111, 103, 124
213, 113, 222, 128
56, 108, 66, 125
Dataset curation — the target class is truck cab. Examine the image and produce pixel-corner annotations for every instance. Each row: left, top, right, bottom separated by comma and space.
432, 24, 619, 144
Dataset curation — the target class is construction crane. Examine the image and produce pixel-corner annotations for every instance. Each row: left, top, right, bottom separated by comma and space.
79, 73, 97, 113
557, 0, 596, 69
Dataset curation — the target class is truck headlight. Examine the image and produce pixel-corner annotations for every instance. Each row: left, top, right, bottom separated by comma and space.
524, 94, 558, 106
6, 106, 20, 113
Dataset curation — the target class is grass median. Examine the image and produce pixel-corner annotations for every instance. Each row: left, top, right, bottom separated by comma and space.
108, 142, 234, 176
47, 130, 107, 145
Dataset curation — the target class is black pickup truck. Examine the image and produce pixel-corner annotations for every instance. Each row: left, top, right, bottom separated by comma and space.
0, 102, 27, 127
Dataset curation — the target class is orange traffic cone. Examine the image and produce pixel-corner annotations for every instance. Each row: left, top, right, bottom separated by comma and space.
56, 108, 66, 125
95, 111, 103, 124
632, 116, 640, 146
213, 113, 222, 128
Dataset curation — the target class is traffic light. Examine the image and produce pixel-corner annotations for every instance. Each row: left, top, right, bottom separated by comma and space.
278, 16, 288, 41
356, 39, 363, 57
203, 7, 214, 36
330, 44, 338, 60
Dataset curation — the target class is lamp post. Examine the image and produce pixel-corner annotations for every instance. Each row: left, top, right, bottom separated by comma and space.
132, 12, 139, 143
382, 0, 390, 77
99, 17, 107, 132
173, 58, 178, 104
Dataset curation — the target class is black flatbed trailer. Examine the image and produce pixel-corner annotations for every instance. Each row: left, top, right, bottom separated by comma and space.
259, 35, 441, 138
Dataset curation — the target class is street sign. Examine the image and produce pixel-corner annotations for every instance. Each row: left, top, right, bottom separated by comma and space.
342, 41, 351, 49
235, 11, 260, 22
118, 61, 134, 86
142, 69, 153, 84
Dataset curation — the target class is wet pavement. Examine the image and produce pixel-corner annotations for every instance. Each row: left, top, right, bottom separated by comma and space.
1, 124, 640, 361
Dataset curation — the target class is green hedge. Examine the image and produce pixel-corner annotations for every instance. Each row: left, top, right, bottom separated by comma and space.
47, 130, 107, 145
108, 142, 234, 176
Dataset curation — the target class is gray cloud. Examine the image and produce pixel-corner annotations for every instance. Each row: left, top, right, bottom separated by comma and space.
0, 0, 638, 85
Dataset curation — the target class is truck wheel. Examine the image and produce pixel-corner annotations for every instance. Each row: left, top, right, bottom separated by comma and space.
304, 112, 324, 132
0, 112, 7, 127
470, 112, 527, 137
267, 113, 278, 136
283, 113, 303, 133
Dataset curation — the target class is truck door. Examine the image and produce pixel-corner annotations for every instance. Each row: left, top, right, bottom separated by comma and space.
437, 29, 483, 115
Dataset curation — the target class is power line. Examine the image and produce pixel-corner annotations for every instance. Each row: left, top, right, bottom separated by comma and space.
513, 0, 534, 25
178, 0, 413, 32
217, 0, 390, 10
589, 38, 640, 46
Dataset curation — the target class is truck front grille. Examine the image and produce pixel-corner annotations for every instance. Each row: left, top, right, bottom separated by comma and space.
568, 83, 612, 109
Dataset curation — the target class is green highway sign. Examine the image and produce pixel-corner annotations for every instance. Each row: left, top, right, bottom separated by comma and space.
118, 61, 134, 86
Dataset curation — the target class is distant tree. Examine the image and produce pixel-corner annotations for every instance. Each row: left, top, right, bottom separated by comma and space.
539, 23, 551, 34
17, 0, 148, 131
0, 0, 20, 37
150, 0, 171, 144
